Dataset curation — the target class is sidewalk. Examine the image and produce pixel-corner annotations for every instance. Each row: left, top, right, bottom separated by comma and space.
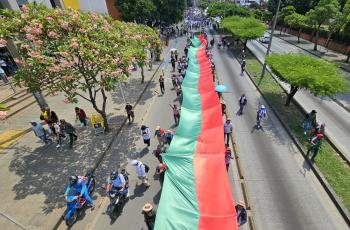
0, 38, 174, 229
268, 29, 350, 72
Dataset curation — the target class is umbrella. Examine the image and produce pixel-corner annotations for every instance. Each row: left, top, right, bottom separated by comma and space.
170, 48, 177, 52
215, 85, 227, 93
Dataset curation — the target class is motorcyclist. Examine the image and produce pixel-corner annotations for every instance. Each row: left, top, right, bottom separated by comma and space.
106, 171, 129, 199
64, 175, 94, 208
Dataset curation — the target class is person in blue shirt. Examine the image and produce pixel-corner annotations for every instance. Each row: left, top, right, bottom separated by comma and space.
64, 176, 94, 208
106, 171, 128, 198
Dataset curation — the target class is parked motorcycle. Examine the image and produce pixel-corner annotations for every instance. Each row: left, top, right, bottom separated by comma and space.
64, 171, 96, 226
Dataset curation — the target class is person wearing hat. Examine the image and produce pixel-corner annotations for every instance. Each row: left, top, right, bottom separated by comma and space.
235, 200, 247, 226
30, 120, 49, 144
131, 160, 150, 187
307, 133, 324, 162
224, 118, 233, 146
225, 146, 234, 172
303, 110, 317, 135
154, 126, 165, 146
142, 203, 156, 230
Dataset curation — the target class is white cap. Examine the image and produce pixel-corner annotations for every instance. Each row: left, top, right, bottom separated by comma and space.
261, 105, 265, 109
131, 160, 138, 166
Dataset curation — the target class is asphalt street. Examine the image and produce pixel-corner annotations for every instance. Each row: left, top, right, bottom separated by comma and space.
247, 38, 350, 162
211, 31, 348, 230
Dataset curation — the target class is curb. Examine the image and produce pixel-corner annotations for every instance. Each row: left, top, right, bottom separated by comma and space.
52, 53, 165, 230
246, 45, 350, 165
236, 51, 350, 227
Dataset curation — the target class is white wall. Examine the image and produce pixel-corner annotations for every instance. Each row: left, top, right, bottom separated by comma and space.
78, 0, 108, 14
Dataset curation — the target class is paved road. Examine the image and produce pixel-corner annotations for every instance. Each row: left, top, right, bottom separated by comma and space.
57, 34, 245, 230
247, 38, 350, 162
212, 31, 348, 230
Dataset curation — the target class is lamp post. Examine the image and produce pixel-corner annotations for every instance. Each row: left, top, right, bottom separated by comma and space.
260, 0, 281, 80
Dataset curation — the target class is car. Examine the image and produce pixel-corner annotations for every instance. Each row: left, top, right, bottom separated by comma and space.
259, 35, 271, 43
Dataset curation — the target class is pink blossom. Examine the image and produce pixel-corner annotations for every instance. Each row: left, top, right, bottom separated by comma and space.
60, 60, 75, 67
32, 28, 42, 35
28, 51, 39, 57
20, 44, 30, 49
112, 58, 121, 65
26, 34, 36, 41
79, 28, 87, 33
0, 38, 7, 47
92, 49, 100, 55
21, 14, 28, 19
100, 71, 107, 76
14, 57, 25, 65
70, 42, 79, 49
21, 4, 29, 13
111, 69, 122, 77
48, 66, 61, 73
61, 21, 69, 30
34, 40, 43, 46
63, 75, 73, 81
59, 52, 69, 58
47, 31, 58, 38
45, 16, 54, 21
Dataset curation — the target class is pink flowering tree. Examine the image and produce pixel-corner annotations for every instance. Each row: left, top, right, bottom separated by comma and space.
0, 4, 160, 131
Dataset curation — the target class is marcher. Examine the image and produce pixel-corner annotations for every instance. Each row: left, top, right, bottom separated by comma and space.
164, 130, 174, 145
154, 126, 165, 146
40, 107, 50, 123
159, 75, 165, 95
221, 100, 226, 116
50, 110, 59, 123
156, 163, 167, 185
154, 145, 163, 163
307, 133, 324, 162
142, 203, 156, 230
125, 103, 134, 125
141, 125, 151, 150
169, 104, 180, 125
174, 50, 178, 62
171, 74, 177, 88
303, 110, 317, 135
241, 60, 246, 75
235, 200, 247, 226
238, 94, 247, 115
31, 120, 49, 144
75, 107, 87, 126
171, 57, 176, 72
60, 119, 77, 148
131, 160, 150, 187
49, 121, 63, 148
225, 147, 234, 172
224, 119, 233, 146
256, 105, 267, 129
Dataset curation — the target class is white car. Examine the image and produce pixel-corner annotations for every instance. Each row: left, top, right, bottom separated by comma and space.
259, 35, 271, 43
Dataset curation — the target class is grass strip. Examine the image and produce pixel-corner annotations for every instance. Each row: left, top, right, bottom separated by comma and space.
231, 46, 350, 211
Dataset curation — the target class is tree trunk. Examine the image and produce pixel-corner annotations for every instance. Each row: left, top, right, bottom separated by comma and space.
140, 65, 145, 83
297, 29, 301, 43
33, 91, 48, 109
313, 26, 320, 51
285, 85, 298, 106
243, 40, 247, 51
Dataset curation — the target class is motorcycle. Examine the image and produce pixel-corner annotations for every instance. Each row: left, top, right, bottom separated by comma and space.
64, 171, 96, 226
107, 169, 129, 216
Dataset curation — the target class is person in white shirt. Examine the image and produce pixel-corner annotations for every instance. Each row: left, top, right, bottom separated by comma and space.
141, 125, 151, 150
131, 160, 150, 187
224, 118, 233, 146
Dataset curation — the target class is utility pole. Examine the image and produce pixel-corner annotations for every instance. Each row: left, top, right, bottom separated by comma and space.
260, 0, 281, 79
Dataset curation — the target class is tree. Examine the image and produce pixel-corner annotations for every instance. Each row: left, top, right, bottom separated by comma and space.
0, 4, 160, 131
277, 5, 296, 34
115, 0, 157, 25
198, 0, 211, 10
266, 53, 348, 106
341, 0, 350, 62
306, 0, 339, 51
326, 12, 347, 48
153, 0, 186, 25
284, 12, 307, 42
207, 2, 252, 18
222, 16, 266, 50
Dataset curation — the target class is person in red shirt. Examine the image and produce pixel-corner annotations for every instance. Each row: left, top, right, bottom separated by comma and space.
75, 107, 87, 126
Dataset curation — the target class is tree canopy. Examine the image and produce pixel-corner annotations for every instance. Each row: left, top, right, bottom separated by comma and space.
221, 16, 266, 49
207, 2, 252, 18
0, 3, 161, 130
266, 53, 348, 105
284, 12, 307, 42
115, 0, 186, 25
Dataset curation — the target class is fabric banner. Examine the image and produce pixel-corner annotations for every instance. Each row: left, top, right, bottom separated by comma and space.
155, 35, 238, 230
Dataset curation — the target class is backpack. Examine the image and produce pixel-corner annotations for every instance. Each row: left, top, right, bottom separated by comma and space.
144, 164, 150, 173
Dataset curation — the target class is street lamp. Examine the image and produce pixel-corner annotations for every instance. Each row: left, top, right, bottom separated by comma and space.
260, 0, 281, 80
